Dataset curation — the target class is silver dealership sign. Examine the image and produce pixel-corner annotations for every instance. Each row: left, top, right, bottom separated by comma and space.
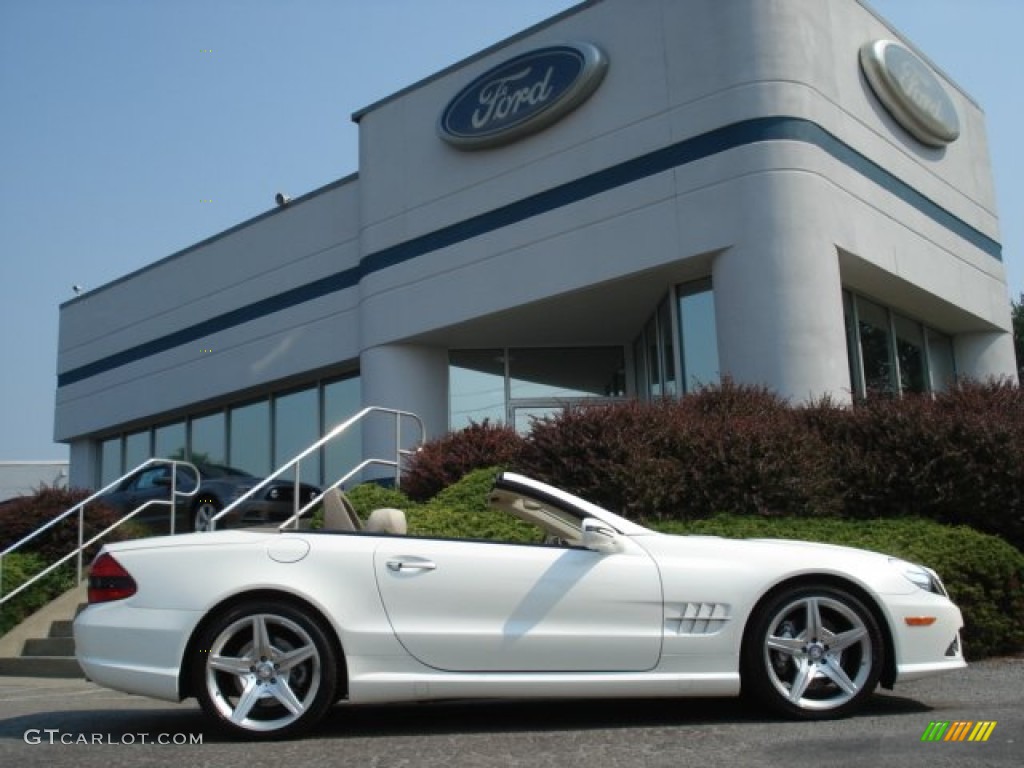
439, 43, 608, 150
860, 39, 960, 147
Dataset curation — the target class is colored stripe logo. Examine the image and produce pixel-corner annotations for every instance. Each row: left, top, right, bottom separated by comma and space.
921, 721, 997, 742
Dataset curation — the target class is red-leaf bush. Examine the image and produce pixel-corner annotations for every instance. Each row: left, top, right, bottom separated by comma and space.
0, 487, 143, 566
522, 382, 839, 520
401, 421, 526, 501
402, 379, 1024, 551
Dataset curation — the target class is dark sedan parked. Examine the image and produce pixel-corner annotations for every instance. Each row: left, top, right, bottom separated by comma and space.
99, 463, 320, 532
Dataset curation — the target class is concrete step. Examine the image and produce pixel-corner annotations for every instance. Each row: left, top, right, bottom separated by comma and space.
0, 582, 86, 677
0, 656, 84, 678
23, 636, 76, 657
49, 620, 75, 638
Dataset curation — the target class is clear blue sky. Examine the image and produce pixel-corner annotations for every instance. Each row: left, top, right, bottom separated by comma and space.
1, 0, 1021, 461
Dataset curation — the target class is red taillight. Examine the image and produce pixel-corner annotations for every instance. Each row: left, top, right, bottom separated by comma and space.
88, 552, 137, 604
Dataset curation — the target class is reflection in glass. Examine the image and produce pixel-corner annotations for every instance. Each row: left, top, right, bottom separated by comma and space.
124, 431, 150, 473
927, 331, 956, 392
508, 348, 625, 400
658, 298, 677, 396
230, 401, 270, 476
632, 337, 647, 398
100, 437, 122, 486
154, 422, 186, 461
513, 406, 561, 434
678, 284, 720, 393
856, 297, 895, 395
275, 388, 319, 483
893, 314, 926, 394
450, 350, 506, 430
644, 317, 661, 397
323, 376, 361, 486
190, 411, 226, 466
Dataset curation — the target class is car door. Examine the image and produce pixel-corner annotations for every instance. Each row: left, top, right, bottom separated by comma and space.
102, 466, 170, 512
373, 537, 663, 672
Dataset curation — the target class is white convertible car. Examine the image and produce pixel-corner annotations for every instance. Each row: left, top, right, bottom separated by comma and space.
75, 472, 965, 739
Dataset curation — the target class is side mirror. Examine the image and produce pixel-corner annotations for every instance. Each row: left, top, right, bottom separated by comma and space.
581, 518, 622, 554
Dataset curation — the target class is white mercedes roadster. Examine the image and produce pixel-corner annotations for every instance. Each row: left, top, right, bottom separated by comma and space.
75, 472, 965, 739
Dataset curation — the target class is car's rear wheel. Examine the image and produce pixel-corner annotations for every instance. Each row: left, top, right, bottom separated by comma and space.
193, 600, 337, 739
742, 586, 883, 719
192, 499, 221, 532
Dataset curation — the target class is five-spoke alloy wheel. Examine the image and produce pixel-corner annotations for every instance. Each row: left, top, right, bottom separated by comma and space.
193, 600, 337, 739
742, 586, 884, 719
192, 500, 221, 532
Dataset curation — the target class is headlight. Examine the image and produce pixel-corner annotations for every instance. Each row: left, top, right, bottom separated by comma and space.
890, 558, 947, 596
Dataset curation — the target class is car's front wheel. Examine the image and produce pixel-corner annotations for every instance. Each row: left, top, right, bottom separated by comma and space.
742, 585, 884, 719
193, 600, 338, 739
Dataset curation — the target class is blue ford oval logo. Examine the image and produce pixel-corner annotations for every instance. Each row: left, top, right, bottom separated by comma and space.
860, 40, 959, 147
439, 43, 608, 150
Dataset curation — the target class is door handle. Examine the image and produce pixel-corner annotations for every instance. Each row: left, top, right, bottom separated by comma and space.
386, 559, 437, 572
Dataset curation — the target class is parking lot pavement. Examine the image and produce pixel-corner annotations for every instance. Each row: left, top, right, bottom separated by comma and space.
0, 658, 1020, 767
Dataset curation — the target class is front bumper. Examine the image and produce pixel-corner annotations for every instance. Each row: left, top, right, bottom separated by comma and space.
882, 589, 966, 684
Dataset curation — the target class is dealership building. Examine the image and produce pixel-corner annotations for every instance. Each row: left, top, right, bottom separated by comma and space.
56, 0, 1016, 490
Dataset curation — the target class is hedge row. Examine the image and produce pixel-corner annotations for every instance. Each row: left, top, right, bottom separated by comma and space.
402, 380, 1024, 551
350, 468, 1024, 660
0, 487, 149, 637
0, 554, 75, 637
0, 487, 146, 565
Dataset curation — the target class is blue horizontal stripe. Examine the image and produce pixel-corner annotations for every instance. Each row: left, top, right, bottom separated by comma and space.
58, 116, 1001, 388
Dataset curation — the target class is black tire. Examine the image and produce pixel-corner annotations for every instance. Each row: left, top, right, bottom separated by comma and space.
192, 498, 221, 532
192, 600, 338, 739
741, 585, 884, 719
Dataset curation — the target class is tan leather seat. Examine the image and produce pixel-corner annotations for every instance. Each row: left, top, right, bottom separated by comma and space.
364, 508, 407, 535
322, 488, 362, 531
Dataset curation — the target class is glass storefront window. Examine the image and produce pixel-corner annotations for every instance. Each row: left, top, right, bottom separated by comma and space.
845, 290, 958, 398
449, 348, 625, 433
154, 421, 186, 461
323, 376, 362, 486
678, 283, 719, 393
893, 314, 926, 394
275, 387, 319, 483
927, 330, 956, 391
99, 437, 122, 487
856, 297, 895, 395
230, 400, 270, 477
644, 317, 661, 397
190, 411, 226, 466
123, 430, 150, 473
449, 349, 506, 430
509, 348, 625, 400
658, 298, 677, 396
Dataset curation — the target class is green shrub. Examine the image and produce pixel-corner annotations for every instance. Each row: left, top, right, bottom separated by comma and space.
346, 483, 414, 519
0, 553, 75, 636
654, 515, 1024, 660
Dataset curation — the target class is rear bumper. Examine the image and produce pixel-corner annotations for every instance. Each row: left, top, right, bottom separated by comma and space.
74, 601, 199, 702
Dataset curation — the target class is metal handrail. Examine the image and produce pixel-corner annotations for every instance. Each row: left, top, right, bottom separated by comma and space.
209, 406, 424, 531
0, 458, 198, 608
